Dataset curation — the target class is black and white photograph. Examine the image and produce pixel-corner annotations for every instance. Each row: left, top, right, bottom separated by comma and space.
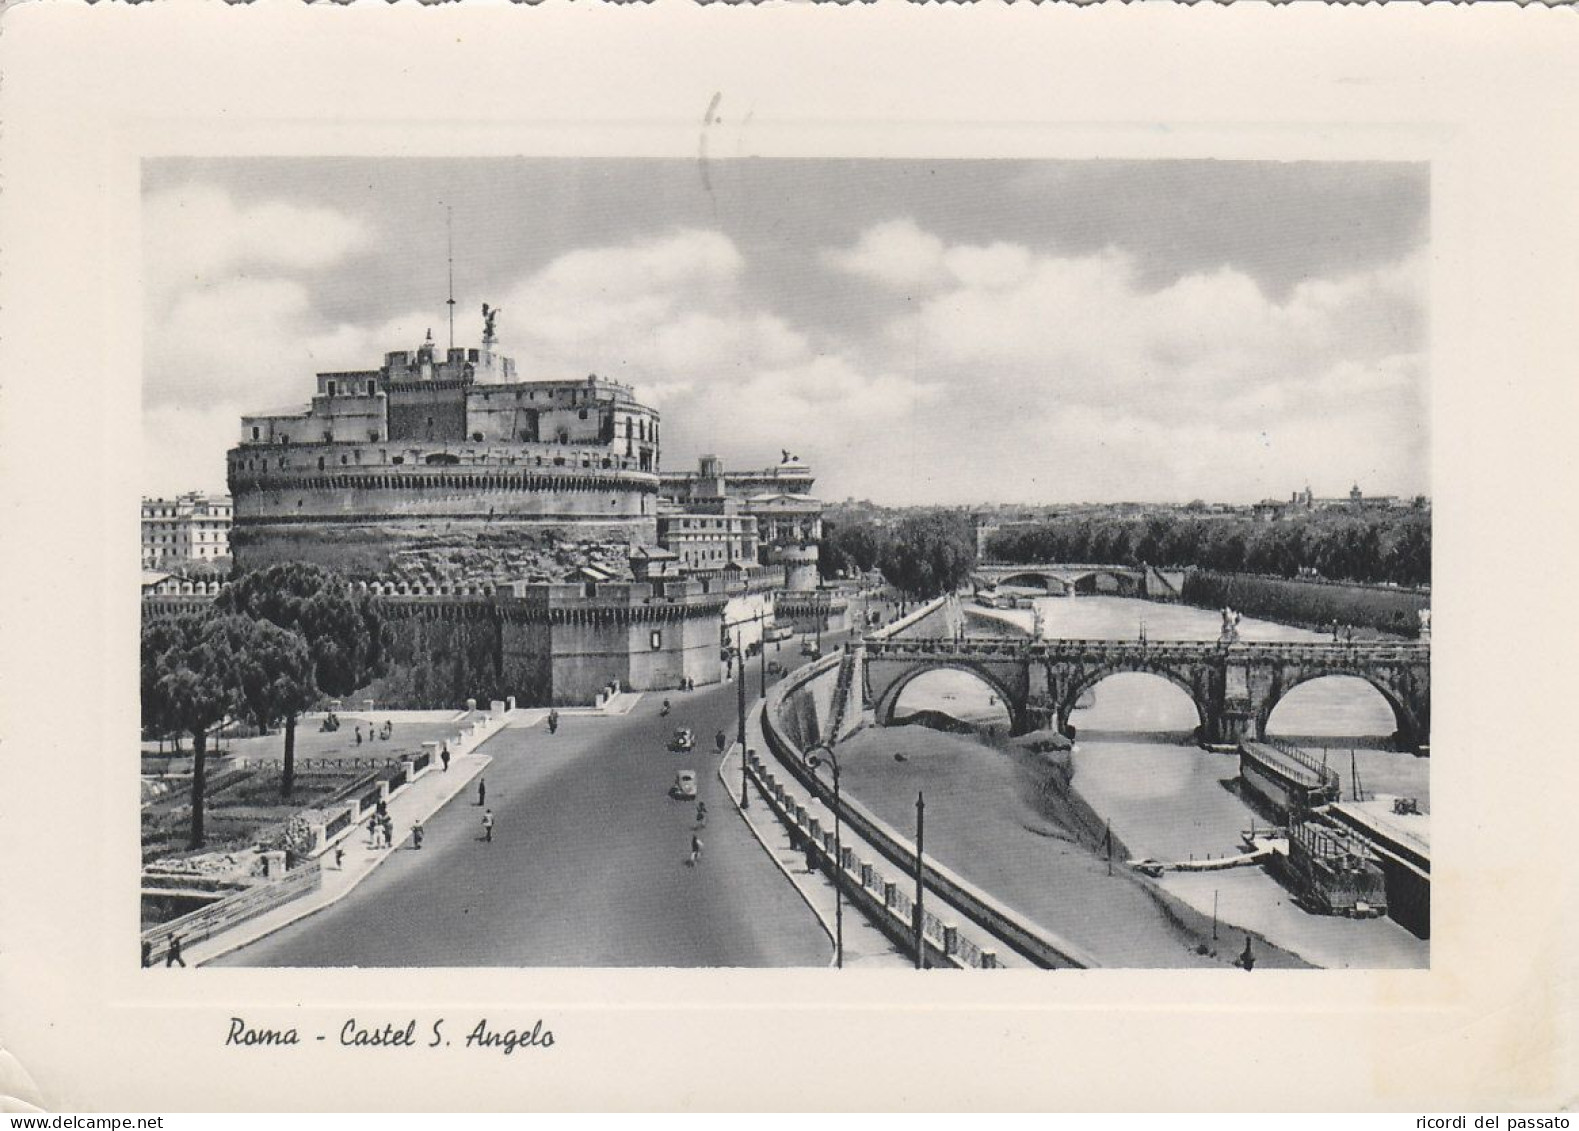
136, 157, 1432, 972
1, 3, 1575, 1115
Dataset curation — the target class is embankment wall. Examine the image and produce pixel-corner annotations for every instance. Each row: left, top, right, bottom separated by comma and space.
1181, 571, 1428, 638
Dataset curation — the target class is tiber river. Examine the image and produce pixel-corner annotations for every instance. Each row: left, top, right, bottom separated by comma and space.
838, 594, 1429, 969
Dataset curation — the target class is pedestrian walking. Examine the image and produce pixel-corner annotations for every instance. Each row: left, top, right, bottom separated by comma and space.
482, 809, 494, 843
367, 815, 379, 846
477, 777, 487, 807
688, 833, 704, 867
715, 729, 727, 754
141, 940, 152, 968
695, 800, 707, 827
411, 820, 425, 849
381, 815, 394, 847
166, 935, 186, 968
355, 726, 362, 746
441, 743, 451, 772
334, 845, 345, 869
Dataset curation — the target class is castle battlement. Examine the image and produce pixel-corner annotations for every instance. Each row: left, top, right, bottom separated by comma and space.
226, 331, 663, 575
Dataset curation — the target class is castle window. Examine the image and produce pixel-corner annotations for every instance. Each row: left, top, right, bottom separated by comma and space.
650, 630, 663, 651
327, 380, 337, 397
368, 380, 377, 395
473, 432, 484, 442
341, 455, 349, 465
252, 426, 260, 441
318, 457, 325, 471
578, 408, 588, 420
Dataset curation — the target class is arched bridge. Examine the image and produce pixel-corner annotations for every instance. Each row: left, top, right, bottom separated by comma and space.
972, 563, 1185, 600
861, 635, 1430, 753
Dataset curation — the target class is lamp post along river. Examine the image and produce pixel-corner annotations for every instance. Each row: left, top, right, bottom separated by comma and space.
808, 743, 844, 969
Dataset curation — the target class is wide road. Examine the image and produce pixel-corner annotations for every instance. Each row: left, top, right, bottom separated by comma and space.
215, 659, 830, 967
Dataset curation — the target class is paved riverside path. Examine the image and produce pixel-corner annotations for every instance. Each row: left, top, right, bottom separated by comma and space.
720, 741, 910, 969
213, 675, 831, 968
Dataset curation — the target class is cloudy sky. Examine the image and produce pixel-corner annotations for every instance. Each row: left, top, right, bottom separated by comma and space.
142, 158, 1428, 506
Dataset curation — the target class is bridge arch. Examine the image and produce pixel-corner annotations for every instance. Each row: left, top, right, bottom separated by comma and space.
872, 660, 1026, 736
1260, 668, 1423, 752
994, 572, 1064, 595
1055, 661, 1208, 738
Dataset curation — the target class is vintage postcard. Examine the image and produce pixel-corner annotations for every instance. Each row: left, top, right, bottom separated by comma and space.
0, 2, 1574, 1113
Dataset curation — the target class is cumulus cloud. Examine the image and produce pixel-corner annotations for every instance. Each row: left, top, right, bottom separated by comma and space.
813, 219, 1428, 500
490, 229, 942, 475
821, 218, 948, 292
143, 183, 372, 310
141, 196, 1426, 505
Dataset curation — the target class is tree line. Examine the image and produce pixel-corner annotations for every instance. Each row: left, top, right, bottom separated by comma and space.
983, 510, 1430, 588
141, 562, 391, 850
820, 511, 978, 599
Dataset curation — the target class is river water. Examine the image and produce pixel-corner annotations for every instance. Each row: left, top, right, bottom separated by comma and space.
852, 593, 1430, 968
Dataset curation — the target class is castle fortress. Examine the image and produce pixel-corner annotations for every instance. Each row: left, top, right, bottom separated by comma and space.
209, 316, 840, 705
228, 322, 662, 575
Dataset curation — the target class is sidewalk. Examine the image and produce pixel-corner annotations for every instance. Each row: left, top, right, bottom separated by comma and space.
161, 695, 649, 967
719, 743, 911, 969
165, 744, 495, 967
738, 701, 1028, 969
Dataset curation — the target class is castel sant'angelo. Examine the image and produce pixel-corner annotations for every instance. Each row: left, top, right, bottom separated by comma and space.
228, 306, 664, 578
213, 308, 839, 707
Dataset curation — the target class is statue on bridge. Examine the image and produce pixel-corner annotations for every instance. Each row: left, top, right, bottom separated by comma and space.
1418, 608, 1431, 643
1219, 607, 1242, 645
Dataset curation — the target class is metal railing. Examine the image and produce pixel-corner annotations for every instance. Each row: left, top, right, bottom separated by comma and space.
141, 860, 323, 960
747, 748, 1001, 969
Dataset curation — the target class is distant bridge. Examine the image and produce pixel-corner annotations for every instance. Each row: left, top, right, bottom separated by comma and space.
972, 563, 1186, 600
861, 635, 1430, 753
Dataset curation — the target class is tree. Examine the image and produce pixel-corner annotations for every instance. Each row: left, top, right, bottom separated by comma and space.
878, 513, 976, 599
819, 520, 892, 580
142, 612, 265, 849
219, 616, 317, 740
216, 562, 391, 798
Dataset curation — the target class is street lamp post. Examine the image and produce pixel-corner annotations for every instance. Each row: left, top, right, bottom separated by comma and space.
734, 624, 748, 809
914, 790, 925, 969
722, 609, 767, 810
759, 611, 767, 700
807, 743, 844, 969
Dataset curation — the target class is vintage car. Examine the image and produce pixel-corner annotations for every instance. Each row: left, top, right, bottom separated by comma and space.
667, 728, 695, 753
670, 770, 698, 800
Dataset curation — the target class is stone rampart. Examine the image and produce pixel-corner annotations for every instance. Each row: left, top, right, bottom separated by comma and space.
231, 515, 658, 577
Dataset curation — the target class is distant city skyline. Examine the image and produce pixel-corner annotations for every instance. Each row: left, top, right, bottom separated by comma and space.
142, 158, 1429, 506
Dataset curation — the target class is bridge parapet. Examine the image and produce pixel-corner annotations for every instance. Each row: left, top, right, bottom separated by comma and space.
866, 635, 1428, 663
861, 634, 1430, 753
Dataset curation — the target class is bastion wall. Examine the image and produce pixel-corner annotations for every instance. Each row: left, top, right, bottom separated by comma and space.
358, 581, 730, 708
231, 515, 659, 577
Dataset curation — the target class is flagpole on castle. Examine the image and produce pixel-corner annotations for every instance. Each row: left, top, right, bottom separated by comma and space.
446, 205, 457, 352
